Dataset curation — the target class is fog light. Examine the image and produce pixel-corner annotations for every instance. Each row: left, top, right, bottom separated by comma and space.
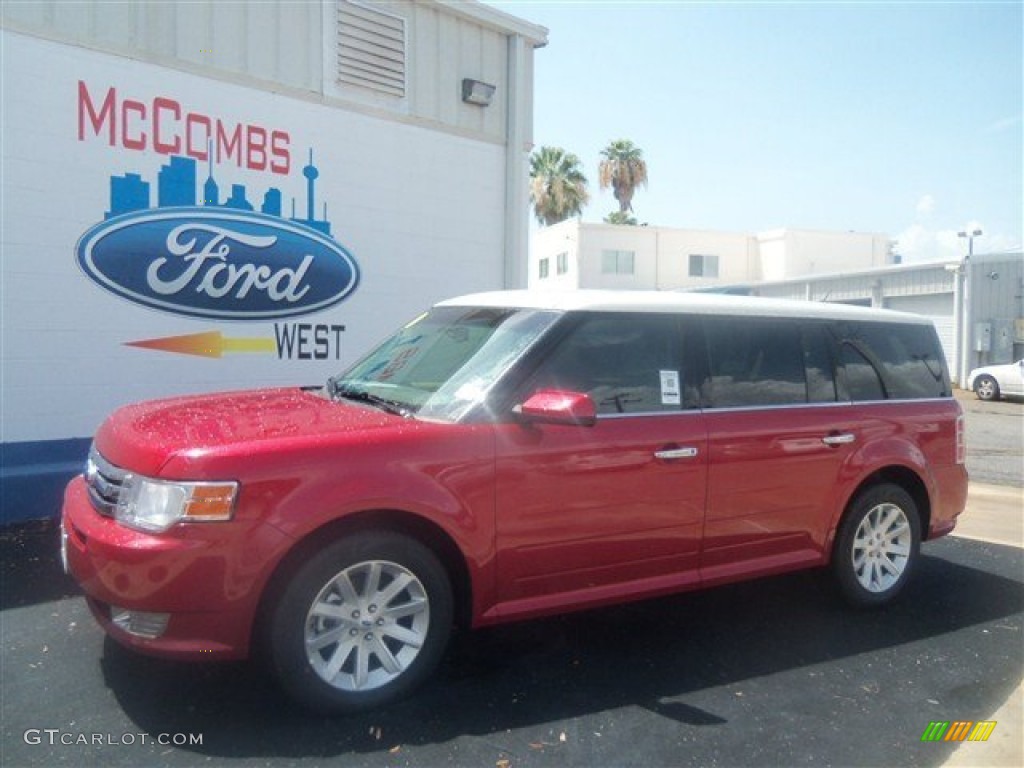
111, 607, 170, 638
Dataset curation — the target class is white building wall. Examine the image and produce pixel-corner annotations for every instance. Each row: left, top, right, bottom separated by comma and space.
757, 229, 891, 281
530, 221, 890, 291
653, 229, 755, 289
579, 225, 659, 290
529, 219, 581, 289
0, 0, 547, 451
1, 1, 550, 522
0, 29, 517, 442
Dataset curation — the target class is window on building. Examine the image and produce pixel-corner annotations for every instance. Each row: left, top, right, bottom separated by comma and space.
556, 251, 569, 275
601, 250, 635, 275
538, 258, 550, 279
688, 254, 719, 278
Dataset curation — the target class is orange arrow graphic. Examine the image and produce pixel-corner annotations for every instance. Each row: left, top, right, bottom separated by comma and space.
125, 331, 276, 358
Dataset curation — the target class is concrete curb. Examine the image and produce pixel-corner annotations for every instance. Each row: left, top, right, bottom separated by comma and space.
943, 482, 1023, 767
951, 483, 1023, 549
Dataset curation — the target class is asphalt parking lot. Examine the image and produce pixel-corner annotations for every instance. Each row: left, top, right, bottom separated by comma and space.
960, 390, 1024, 487
1, 394, 1021, 768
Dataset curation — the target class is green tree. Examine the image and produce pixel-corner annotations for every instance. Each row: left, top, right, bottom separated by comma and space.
598, 139, 648, 214
529, 146, 589, 226
603, 210, 638, 226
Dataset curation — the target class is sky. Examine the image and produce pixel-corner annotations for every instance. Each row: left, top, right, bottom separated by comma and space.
487, 0, 1023, 262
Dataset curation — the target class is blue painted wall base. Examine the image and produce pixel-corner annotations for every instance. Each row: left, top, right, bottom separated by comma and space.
1, 439, 91, 525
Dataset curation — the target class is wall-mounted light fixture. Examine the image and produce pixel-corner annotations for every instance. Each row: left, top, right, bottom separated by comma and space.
462, 78, 496, 107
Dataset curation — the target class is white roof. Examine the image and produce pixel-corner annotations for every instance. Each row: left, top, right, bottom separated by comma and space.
437, 290, 932, 325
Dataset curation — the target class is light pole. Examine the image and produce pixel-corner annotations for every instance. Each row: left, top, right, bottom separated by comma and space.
958, 228, 982, 259
956, 228, 982, 385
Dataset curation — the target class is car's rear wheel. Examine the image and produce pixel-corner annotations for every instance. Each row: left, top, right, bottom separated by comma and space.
833, 483, 920, 607
974, 375, 1000, 401
265, 531, 453, 713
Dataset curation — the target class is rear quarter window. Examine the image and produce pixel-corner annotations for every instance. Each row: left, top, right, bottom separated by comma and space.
835, 321, 949, 400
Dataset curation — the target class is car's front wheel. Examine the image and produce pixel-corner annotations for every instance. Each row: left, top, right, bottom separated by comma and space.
974, 375, 1000, 401
833, 483, 921, 607
265, 531, 453, 713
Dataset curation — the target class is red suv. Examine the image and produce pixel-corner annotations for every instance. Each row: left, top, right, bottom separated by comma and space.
61, 291, 968, 712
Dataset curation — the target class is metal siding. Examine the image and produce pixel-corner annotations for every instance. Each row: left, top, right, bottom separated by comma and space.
247, 3, 280, 84
2, 0, 514, 140
2, 0, 323, 94
210, 2, 247, 75
0, 2, 49, 27
436, 11, 460, 126
410, 4, 440, 122
141, 3, 177, 60
52, 2, 91, 41
971, 256, 1024, 320
885, 293, 956, 368
173, 2, 212, 68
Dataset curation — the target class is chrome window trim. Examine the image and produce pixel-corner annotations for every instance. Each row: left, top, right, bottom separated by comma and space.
701, 397, 954, 415
593, 396, 954, 419
596, 409, 703, 421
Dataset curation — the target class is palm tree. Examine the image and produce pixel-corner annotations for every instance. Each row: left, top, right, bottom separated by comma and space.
598, 139, 648, 214
604, 210, 638, 226
529, 146, 589, 226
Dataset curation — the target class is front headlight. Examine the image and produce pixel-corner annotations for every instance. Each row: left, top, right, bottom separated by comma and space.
116, 475, 238, 533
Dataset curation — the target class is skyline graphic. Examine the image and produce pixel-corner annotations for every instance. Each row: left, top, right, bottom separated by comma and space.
105, 148, 332, 236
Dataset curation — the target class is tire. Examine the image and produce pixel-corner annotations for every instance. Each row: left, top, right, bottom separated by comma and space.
974, 375, 1000, 401
264, 531, 453, 713
833, 483, 921, 607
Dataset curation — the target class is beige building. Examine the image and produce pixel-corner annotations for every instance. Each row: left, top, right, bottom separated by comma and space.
530, 219, 893, 291
530, 220, 1023, 385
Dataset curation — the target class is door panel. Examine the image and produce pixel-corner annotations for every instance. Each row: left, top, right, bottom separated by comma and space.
699, 406, 857, 584
494, 413, 707, 601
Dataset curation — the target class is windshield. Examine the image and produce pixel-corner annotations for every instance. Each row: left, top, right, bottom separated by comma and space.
329, 306, 561, 422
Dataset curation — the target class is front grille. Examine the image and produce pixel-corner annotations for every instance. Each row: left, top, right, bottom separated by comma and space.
85, 446, 128, 517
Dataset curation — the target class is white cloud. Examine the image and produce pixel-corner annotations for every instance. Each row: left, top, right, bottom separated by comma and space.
985, 115, 1022, 134
894, 220, 1021, 263
894, 222, 968, 262
915, 194, 935, 216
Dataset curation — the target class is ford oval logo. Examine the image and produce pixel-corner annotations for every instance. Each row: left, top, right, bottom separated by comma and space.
75, 209, 360, 320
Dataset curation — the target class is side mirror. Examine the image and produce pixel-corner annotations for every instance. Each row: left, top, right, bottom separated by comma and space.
515, 389, 597, 427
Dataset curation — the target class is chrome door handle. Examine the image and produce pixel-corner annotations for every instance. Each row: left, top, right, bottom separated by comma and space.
654, 446, 699, 460
822, 433, 856, 446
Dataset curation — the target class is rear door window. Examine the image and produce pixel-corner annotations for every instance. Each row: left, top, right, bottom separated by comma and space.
703, 318, 807, 407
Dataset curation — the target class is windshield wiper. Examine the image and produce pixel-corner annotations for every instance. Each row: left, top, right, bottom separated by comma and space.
332, 387, 412, 418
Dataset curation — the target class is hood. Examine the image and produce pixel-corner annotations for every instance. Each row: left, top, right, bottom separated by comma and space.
94, 387, 400, 476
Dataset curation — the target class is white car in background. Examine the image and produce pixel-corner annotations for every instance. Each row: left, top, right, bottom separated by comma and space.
967, 359, 1024, 401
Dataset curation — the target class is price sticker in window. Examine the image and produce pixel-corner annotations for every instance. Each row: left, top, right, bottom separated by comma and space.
660, 370, 681, 405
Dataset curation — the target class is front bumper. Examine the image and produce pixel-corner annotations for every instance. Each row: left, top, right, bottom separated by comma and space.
61, 476, 292, 660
